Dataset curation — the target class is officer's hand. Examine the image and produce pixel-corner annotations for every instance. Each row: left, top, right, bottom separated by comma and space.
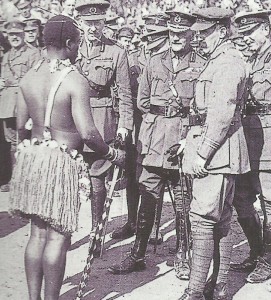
193, 155, 208, 178
166, 139, 186, 165
0, 78, 5, 90
111, 149, 126, 168
117, 127, 129, 141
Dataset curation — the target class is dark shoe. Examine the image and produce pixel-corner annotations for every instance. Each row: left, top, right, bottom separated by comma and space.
230, 256, 258, 272
213, 282, 229, 300
0, 183, 10, 192
174, 257, 190, 280
108, 254, 146, 275
179, 288, 205, 300
111, 222, 136, 240
246, 257, 271, 283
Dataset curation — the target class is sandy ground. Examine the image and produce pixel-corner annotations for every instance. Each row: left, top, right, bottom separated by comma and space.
1, 190, 271, 300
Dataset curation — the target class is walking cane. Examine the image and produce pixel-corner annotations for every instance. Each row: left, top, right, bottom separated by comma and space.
75, 165, 120, 300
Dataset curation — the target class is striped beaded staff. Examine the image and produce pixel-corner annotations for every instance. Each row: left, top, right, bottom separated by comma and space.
75, 166, 120, 300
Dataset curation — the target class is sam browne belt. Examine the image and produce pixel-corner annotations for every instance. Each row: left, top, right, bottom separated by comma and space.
150, 104, 190, 118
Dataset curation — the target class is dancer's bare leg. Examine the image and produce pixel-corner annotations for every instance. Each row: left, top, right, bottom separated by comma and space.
25, 216, 47, 300
43, 227, 71, 300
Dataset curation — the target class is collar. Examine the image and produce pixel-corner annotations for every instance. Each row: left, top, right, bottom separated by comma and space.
161, 48, 191, 73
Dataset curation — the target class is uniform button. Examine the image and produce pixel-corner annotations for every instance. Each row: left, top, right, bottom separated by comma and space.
85, 71, 89, 76
189, 78, 193, 81
168, 99, 173, 104
87, 60, 91, 64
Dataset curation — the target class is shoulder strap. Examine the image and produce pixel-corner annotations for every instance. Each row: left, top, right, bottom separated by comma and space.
44, 66, 74, 128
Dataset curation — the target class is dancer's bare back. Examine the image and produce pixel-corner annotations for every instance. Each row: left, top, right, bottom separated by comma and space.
18, 61, 98, 151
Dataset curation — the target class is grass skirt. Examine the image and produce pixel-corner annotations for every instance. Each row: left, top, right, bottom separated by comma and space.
9, 139, 91, 235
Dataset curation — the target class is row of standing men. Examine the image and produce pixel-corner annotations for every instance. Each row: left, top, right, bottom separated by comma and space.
1, 1, 271, 299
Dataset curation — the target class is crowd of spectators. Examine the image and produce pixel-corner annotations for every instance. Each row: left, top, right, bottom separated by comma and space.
0, 1, 270, 27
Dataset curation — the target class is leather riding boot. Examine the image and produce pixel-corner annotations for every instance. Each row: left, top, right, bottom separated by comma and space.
108, 193, 157, 274
91, 177, 106, 257
230, 213, 263, 272
149, 197, 163, 245
111, 175, 139, 239
111, 144, 140, 240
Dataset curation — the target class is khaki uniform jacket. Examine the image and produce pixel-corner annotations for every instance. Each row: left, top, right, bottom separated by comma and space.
242, 42, 271, 171
137, 48, 205, 169
182, 41, 250, 175
0, 43, 40, 119
77, 36, 133, 150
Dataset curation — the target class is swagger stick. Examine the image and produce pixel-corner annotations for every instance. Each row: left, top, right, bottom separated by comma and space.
75, 166, 120, 300
100, 165, 120, 257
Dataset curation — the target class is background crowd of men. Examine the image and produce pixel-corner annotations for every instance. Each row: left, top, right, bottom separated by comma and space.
1, 0, 271, 300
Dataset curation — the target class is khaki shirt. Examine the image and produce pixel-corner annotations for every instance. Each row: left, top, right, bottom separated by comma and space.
137, 48, 205, 169
0, 43, 41, 118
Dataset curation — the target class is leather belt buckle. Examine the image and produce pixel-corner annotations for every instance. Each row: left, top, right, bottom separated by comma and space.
164, 105, 180, 118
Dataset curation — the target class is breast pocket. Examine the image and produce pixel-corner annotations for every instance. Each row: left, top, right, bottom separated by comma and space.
11, 59, 28, 78
92, 60, 114, 85
151, 72, 169, 97
175, 72, 199, 102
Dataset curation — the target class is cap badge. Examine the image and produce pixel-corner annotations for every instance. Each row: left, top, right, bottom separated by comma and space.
240, 18, 247, 24
89, 7, 97, 14
174, 15, 181, 23
155, 19, 159, 25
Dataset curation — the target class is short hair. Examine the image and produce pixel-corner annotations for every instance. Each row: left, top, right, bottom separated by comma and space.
43, 15, 79, 48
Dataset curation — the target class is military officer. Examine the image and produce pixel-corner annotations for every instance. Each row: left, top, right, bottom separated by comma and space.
104, 16, 120, 40
16, 0, 42, 22
230, 10, 271, 284
111, 26, 140, 240
111, 13, 170, 241
61, 0, 77, 19
179, 8, 250, 300
108, 10, 204, 276
0, 20, 41, 192
116, 26, 134, 50
75, 0, 133, 255
23, 19, 42, 48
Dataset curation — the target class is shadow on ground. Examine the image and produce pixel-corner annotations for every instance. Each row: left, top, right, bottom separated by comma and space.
61, 206, 249, 300
0, 211, 29, 238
